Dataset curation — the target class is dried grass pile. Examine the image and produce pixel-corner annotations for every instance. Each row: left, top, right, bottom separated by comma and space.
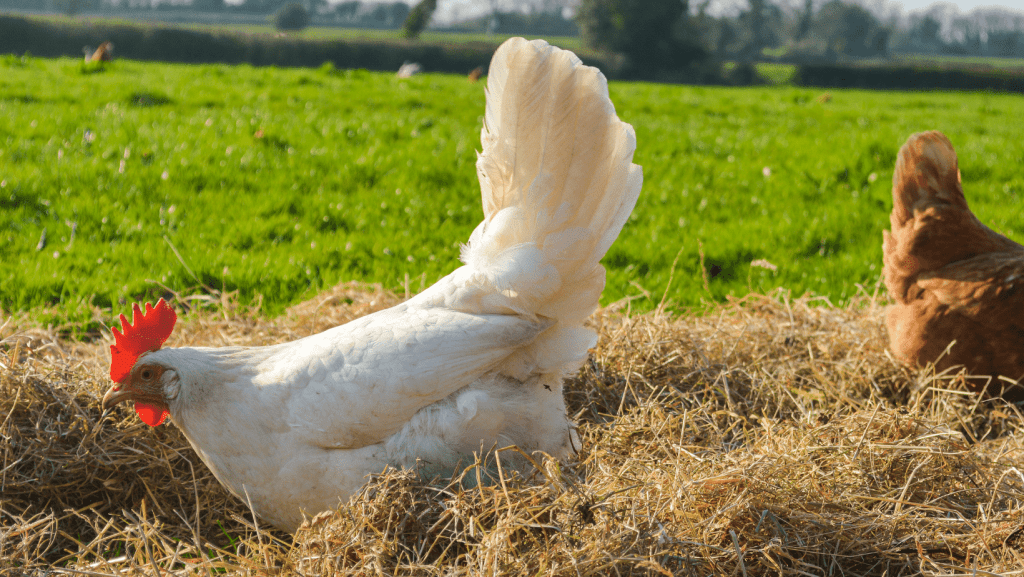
2, 285, 1024, 576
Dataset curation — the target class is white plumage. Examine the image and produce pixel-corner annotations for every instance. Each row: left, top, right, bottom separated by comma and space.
102, 37, 642, 532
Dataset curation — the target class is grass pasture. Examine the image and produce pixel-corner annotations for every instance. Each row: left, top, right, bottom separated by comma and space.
892, 53, 1024, 72
3, 56, 1024, 331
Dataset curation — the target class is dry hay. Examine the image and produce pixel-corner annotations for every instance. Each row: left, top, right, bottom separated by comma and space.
2, 285, 1024, 576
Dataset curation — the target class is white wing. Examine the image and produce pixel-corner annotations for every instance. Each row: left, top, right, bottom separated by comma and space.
258, 303, 548, 449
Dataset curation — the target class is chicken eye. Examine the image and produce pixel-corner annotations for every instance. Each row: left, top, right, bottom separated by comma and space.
141, 368, 153, 380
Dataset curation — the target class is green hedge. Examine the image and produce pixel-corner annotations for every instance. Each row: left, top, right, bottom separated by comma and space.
12, 13, 1021, 91
795, 62, 1024, 93
0, 14, 620, 76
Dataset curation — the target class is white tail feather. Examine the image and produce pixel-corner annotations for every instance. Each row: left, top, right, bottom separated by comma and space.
465, 38, 642, 324
413, 37, 641, 380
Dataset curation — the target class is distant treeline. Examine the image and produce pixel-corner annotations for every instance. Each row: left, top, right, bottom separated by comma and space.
0, 0, 578, 37
1, 13, 1023, 94
4, 0, 1023, 62
0, 13, 602, 76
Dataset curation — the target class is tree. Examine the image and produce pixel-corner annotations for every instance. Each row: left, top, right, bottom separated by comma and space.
239, 0, 287, 14
915, 16, 941, 46
576, 0, 706, 73
988, 30, 1023, 57
308, 0, 329, 14
56, 0, 89, 14
275, 2, 310, 31
795, 0, 814, 40
402, 0, 437, 39
334, 0, 360, 22
745, 0, 767, 59
950, 16, 981, 55
193, 0, 225, 10
370, 2, 410, 28
814, 0, 889, 57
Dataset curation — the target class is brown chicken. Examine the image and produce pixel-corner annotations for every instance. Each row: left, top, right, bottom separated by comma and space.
88, 41, 114, 63
883, 131, 1024, 398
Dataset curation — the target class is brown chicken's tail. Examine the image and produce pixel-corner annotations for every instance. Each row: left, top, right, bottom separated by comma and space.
882, 131, 1009, 303
889, 131, 966, 229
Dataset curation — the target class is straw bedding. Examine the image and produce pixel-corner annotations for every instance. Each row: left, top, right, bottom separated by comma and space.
2, 284, 1023, 575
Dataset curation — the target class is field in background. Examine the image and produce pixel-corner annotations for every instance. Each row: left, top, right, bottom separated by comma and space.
751, 61, 798, 84
890, 53, 1024, 72
18, 11, 1024, 71
17, 11, 1024, 75
2, 55, 1024, 331
13, 11, 588, 53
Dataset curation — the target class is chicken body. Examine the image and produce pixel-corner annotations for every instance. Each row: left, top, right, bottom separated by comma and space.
103, 38, 642, 532
883, 131, 1024, 398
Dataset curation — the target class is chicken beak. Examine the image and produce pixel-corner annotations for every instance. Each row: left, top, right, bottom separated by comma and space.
102, 384, 132, 410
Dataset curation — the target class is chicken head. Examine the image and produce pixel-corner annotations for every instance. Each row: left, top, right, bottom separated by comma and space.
102, 299, 177, 426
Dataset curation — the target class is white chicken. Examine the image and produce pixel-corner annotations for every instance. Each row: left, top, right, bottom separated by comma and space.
101, 37, 643, 533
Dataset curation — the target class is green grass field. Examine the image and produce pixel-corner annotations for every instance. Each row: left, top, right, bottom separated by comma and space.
891, 53, 1024, 71
2, 54, 1023, 330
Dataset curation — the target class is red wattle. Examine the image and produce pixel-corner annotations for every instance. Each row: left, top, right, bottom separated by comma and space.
135, 402, 169, 427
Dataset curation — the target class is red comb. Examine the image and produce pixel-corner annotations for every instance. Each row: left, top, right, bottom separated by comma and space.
109, 299, 177, 383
